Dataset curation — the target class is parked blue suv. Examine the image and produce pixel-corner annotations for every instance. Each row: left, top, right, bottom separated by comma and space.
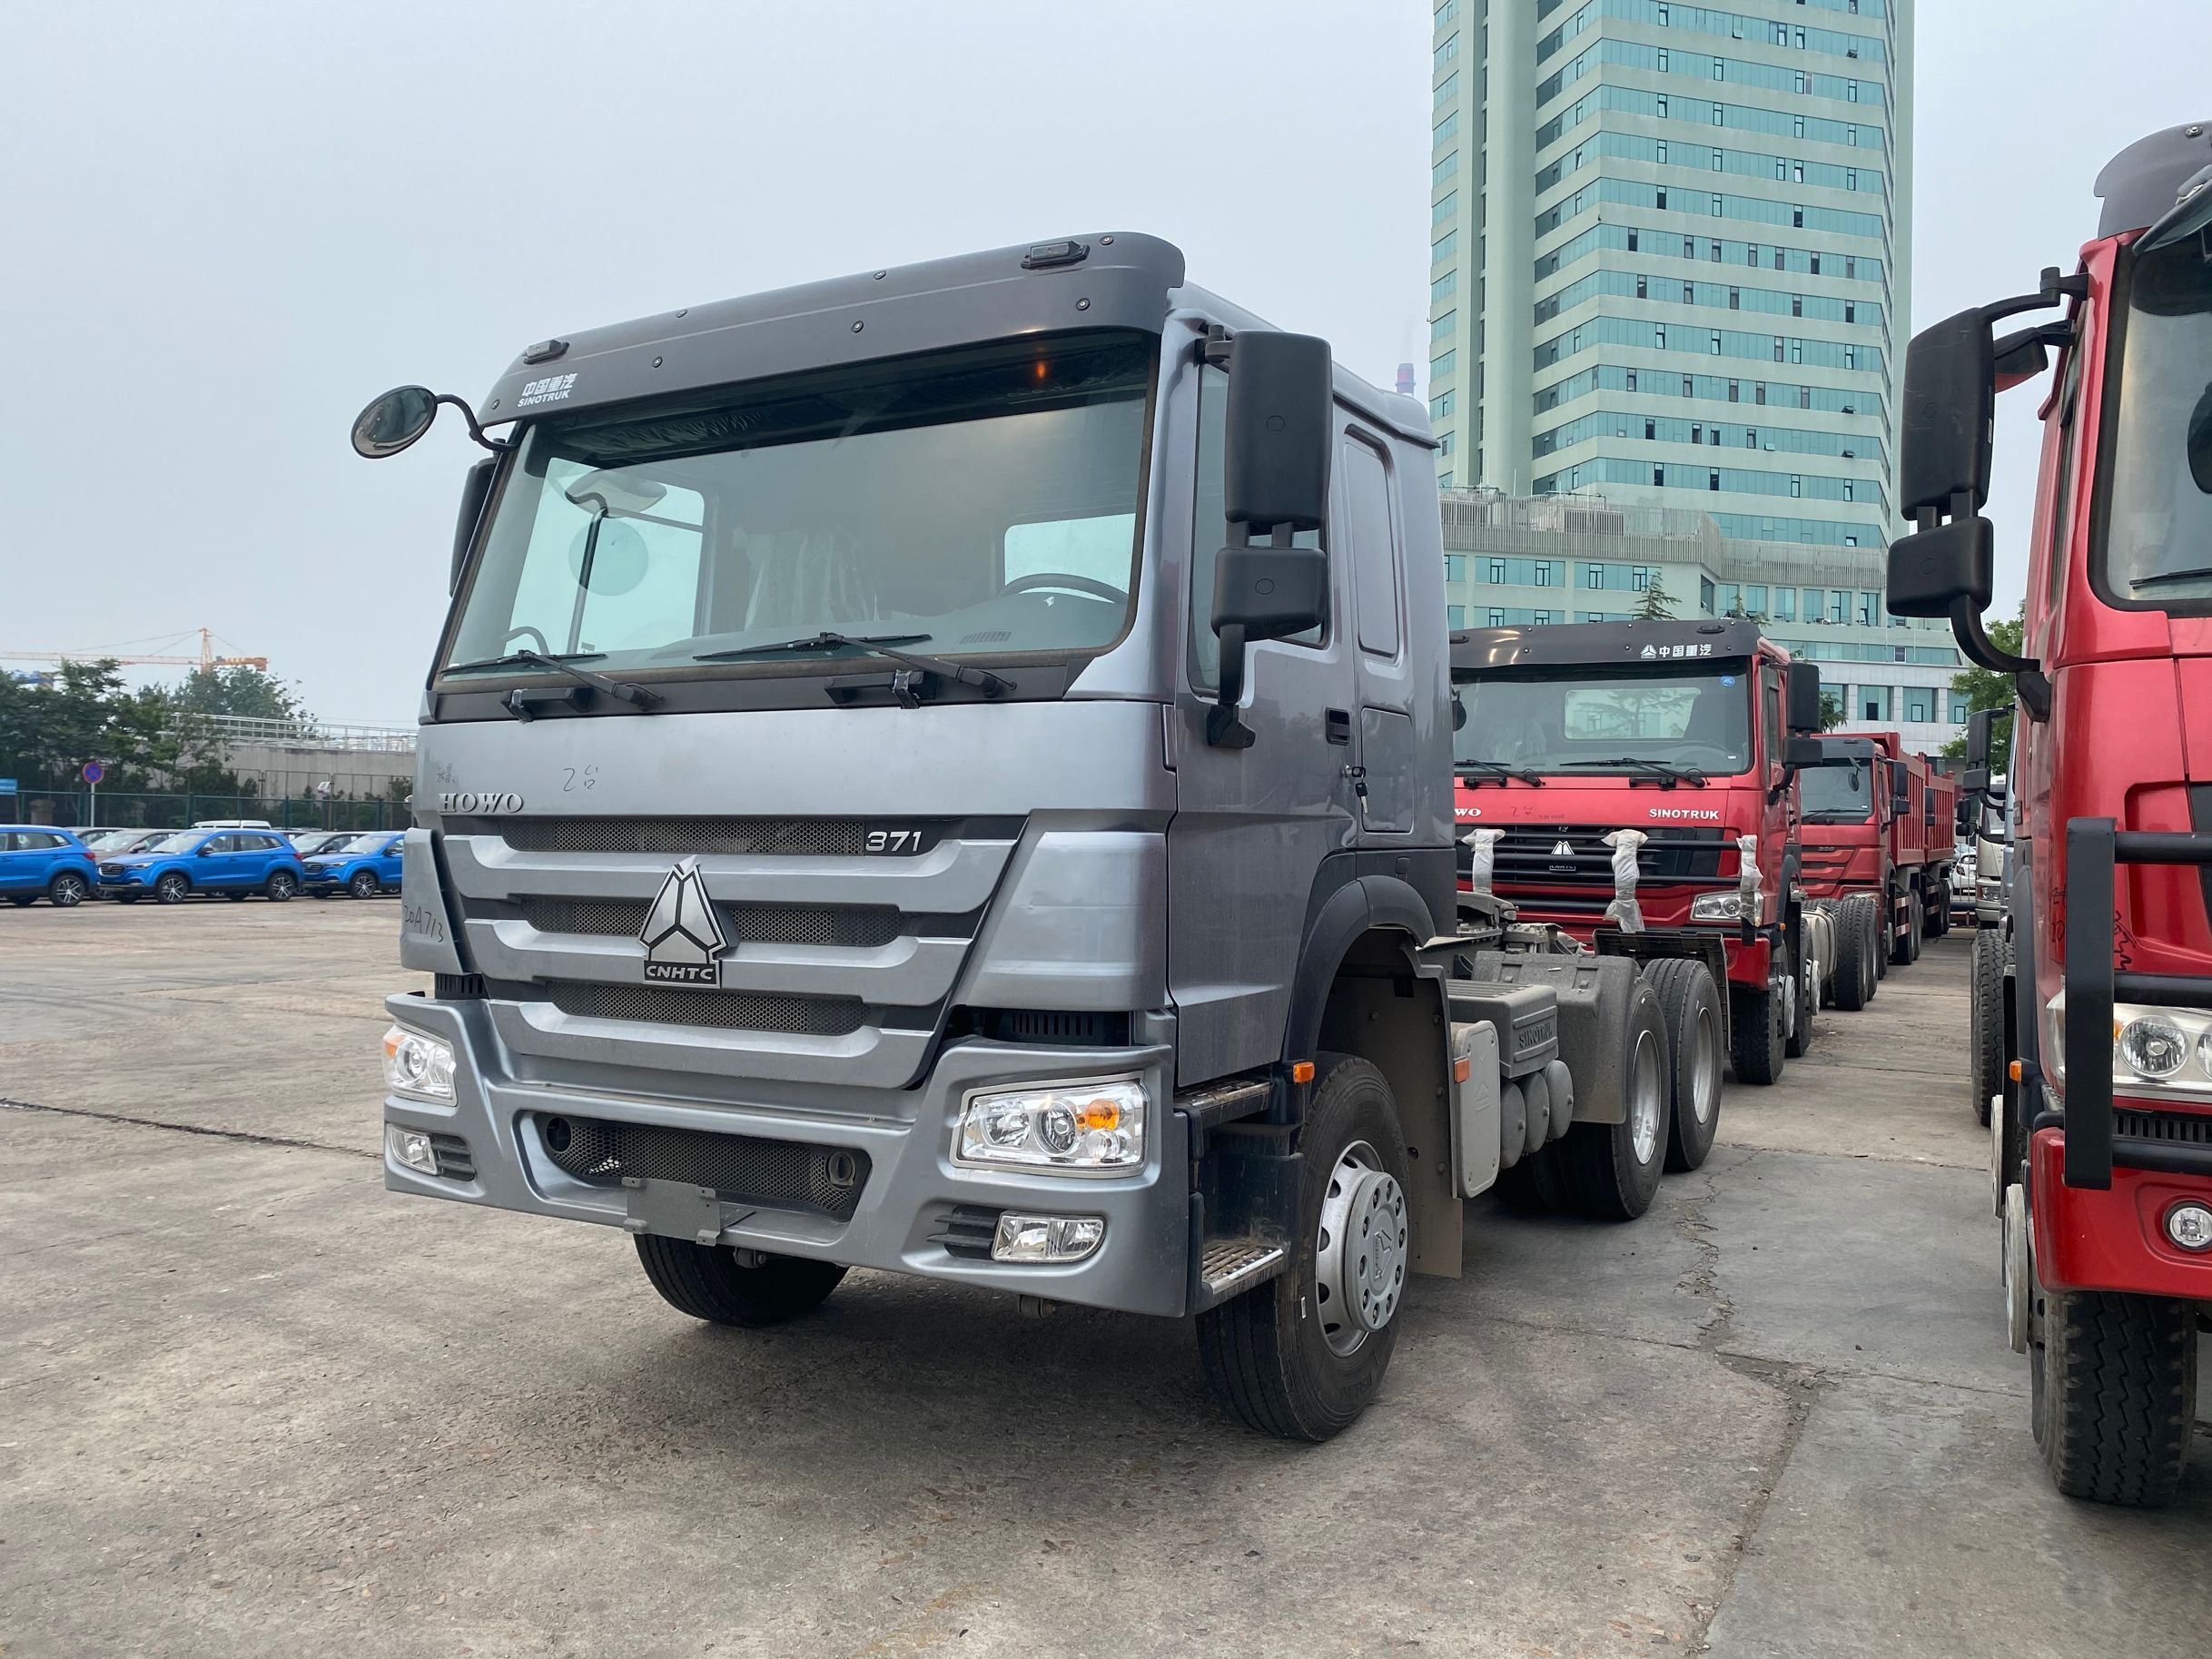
301, 831, 403, 898
0, 826, 99, 908
98, 828, 306, 904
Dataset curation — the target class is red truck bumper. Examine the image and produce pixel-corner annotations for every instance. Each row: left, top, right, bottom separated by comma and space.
2029, 1125, 2212, 1301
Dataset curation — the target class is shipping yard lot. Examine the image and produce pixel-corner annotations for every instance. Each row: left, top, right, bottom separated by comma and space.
2, 905, 2207, 1658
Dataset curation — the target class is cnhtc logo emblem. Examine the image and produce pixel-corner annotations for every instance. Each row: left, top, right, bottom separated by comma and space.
639, 856, 727, 983
1552, 839, 1575, 857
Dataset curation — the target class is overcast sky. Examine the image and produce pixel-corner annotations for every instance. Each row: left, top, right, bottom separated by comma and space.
3, 1, 2207, 720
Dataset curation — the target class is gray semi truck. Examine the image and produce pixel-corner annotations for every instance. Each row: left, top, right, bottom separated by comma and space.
354, 233, 1700, 1438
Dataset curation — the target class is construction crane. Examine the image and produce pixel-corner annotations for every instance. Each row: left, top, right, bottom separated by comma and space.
1, 627, 268, 672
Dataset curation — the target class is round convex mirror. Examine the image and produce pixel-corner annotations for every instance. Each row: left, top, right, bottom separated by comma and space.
351, 386, 439, 459
568, 518, 649, 595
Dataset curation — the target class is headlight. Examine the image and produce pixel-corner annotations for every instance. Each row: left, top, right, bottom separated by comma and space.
382, 1025, 455, 1102
954, 1078, 1147, 1175
1690, 891, 1759, 923
2047, 991, 2212, 1100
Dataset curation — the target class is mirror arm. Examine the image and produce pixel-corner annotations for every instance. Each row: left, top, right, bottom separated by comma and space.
1207, 625, 1255, 749
434, 394, 514, 454
1946, 597, 2051, 722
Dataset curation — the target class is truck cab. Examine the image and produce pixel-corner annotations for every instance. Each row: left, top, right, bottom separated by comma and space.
1887, 121, 2212, 1505
354, 234, 1690, 1440
1449, 618, 1832, 1083
1800, 729, 1957, 965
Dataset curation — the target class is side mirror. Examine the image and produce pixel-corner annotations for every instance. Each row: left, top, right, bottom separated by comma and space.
1888, 515, 1993, 618
452, 457, 498, 595
351, 386, 440, 459
1783, 735, 1826, 769
195, 845, 215, 857
1897, 309, 1999, 521
1207, 329, 1334, 749
1963, 765, 1992, 794
1786, 663, 1823, 734
1964, 707, 1995, 767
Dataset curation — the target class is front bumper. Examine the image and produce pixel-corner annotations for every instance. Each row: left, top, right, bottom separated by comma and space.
380, 992, 1191, 1318
2029, 1126, 2212, 1301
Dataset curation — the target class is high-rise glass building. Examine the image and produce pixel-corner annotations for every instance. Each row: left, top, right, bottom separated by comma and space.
1427, 0, 1913, 552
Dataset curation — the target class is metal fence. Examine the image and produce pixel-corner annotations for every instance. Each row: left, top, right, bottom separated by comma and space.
1, 790, 411, 833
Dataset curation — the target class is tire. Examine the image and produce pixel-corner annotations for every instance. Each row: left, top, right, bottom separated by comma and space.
1197, 1052, 1411, 1440
45, 871, 89, 906
349, 869, 380, 899
2032, 1287, 2199, 1507
1891, 890, 1923, 965
1871, 894, 1891, 981
1644, 959, 1723, 1173
6, 894, 34, 907
1783, 933, 1817, 1060
1970, 926, 2007, 1127
226, 891, 250, 901
1832, 900, 1871, 1012
634, 1237, 846, 1328
154, 872, 190, 905
264, 870, 298, 902
1556, 978, 1670, 1220
114, 893, 140, 905
1927, 881, 1951, 938
1730, 976, 1786, 1085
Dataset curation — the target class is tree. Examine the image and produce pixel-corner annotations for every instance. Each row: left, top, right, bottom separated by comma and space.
1634, 575, 1678, 621
173, 665, 316, 728
1819, 688, 1847, 731
1940, 605, 2025, 772
0, 659, 250, 797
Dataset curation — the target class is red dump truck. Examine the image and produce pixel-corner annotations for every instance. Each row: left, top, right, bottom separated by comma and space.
1800, 731, 1960, 972
1888, 119, 2212, 1505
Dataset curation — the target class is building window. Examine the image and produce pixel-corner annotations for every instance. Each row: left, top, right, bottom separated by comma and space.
1448, 605, 1466, 629
1644, 419, 1656, 439
1438, 431, 1456, 457
1684, 235, 1696, 256
1445, 554, 1466, 582
1654, 466, 1666, 487
1711, 193, 1723, 215
1684, 280, 1695, 303
1431, 390, 1455, 419
1658, 95, 1669, 116
1845, 301, 1856, 323
1709, 470, 1721, 491
1830, 590, 1848, 624
1845, 256, 1858, 280
1747, 585, 1767, 614
1585, 563, 1604, 588
1432, 349, 1457, 378
1657, 188, 1668, 209
1636, 274, 1648, 299
1792, 205, 1805, 228
1487, 558, 1506, 583
1729, 286, 1740, 309
1773, 336, 1784, 361
1433, 151, 1459, 185
1728, 378, 1740, 400
1843, 480, 1855, 502
1626, 369, 1640, 390
1710, 331, 1722, 354
1858, 592, 1876, 626
1861, 687, 1888, 722
1745, 427, 1757, 447
1799, 385, 1812, 408
1434, 32, 1458, 69
1950, 694, 1971, 724
1488, 608, 1506, 627
1682, 375, 1694, 396
1655, 325, 1667, 348
1775, 588, 1795, 621
1792, 294, 1803, 318
1628, 229, 1640, 252
1433, 229, 1458, 262
1755, 382, 1767, 405
1634, 568, 1653, 592
1657, 141, 1670, 163
1790, 475, 1802, 498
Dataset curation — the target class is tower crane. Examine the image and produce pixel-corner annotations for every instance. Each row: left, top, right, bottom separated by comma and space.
1, 627, 268, 672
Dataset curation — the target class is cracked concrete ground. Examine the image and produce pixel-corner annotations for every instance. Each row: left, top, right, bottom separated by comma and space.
2, 904, 2207, 1658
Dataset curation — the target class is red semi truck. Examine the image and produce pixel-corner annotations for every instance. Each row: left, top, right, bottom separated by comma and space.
1800, 731, 1961, 971
1449, 619, 1851, 1093
1888, 119, 2212, 1505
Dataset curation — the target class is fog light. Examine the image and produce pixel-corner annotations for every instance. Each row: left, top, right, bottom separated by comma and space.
2165, 1201, 2212, 1253
386, 1123, 439, 1175
383, 1024, 456, 1101
991, 1212, 1105, 1263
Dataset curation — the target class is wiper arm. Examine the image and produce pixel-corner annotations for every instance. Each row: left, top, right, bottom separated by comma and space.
2129, 565, 2212, 588
694, 631, 934, 660
445, 648, 662, 715
1455, 759, 1546, 786
696, 631, 1012, 698
1557, 756, 1708, 787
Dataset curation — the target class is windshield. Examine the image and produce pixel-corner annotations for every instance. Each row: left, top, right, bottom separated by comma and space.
2099, 236, 2212, 606
442, 331, 1154, 682
150, 833, 202, 854
1453, 662, 1753, 777
1800, 758, 1873, 822
85, 832, 137, 852
321, 834, 385, 855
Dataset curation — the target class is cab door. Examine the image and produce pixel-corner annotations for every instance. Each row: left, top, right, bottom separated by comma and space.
1168, 360, 1361, 1086
198, 834, 243, 887
1337, 430, 1416, 839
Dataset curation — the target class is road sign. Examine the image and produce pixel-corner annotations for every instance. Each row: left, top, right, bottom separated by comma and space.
80, 761, 104, 785
0, 777, 16, 794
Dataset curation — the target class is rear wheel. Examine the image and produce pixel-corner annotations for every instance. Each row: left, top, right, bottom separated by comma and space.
634, 1238, 846, 1327
1892, 890, 1923, 966
1783, 933, 1817, 1060
1493, 1143, 1570, 1212
1927, 880, 1951, 938
1970, 926, 2007, 1126
1556, 978, 1669, 1219
1198, 1052, 1410, 1440
1730, 976, 1786, 1085
45, 872, 89, 907
349, 869, 380, 899
263, 870, 298, 902
2031, 1285, 2198, 1507
154, 872, 190, 904
1644, 959, 1723, 1174
1832, 901, 1871, 1012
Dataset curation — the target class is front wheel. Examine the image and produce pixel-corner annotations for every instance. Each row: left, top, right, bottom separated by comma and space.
1730, 976, 1786, 1085
634, 1237, 846, 1327
1644, 958, 1723, 1173
2032, 1286, 2198, 1506
349, 869, 380, 899
46, 872, 90, 907
1970, 926, 2007, 1127
154, 872, 190, 905
264, 871, 298, 902
1197, 1052, 1410, 1440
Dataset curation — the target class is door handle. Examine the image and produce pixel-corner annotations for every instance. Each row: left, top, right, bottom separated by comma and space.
1326, 708, 1352, 745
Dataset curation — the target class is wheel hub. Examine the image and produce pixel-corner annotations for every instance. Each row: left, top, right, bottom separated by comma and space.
1627, 1028, 1663, 1164
1315, 1141, 1407, 1356
1689, 1006, 1721, 1127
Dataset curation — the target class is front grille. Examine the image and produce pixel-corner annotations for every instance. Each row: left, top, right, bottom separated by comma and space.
1461, 825, 1728, 887
452, 816, 865, 855
547, 982, 866, 1036
931, 1204, 1002, 1259
2115, 1108, 2212, 1147
518, 894, 902, 947
537, 1113, 868, 1221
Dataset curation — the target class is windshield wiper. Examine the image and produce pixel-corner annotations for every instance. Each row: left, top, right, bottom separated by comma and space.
1557, 756, 1708, 787
1455, 759, 1546, 786
444, 648, 662, 715
695, 631, 1012, 698
2129, 564, 2212, 588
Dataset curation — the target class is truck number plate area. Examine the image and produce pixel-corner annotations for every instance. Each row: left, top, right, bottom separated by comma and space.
622, 1176, 724, 1246
864, 823, 936, 856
